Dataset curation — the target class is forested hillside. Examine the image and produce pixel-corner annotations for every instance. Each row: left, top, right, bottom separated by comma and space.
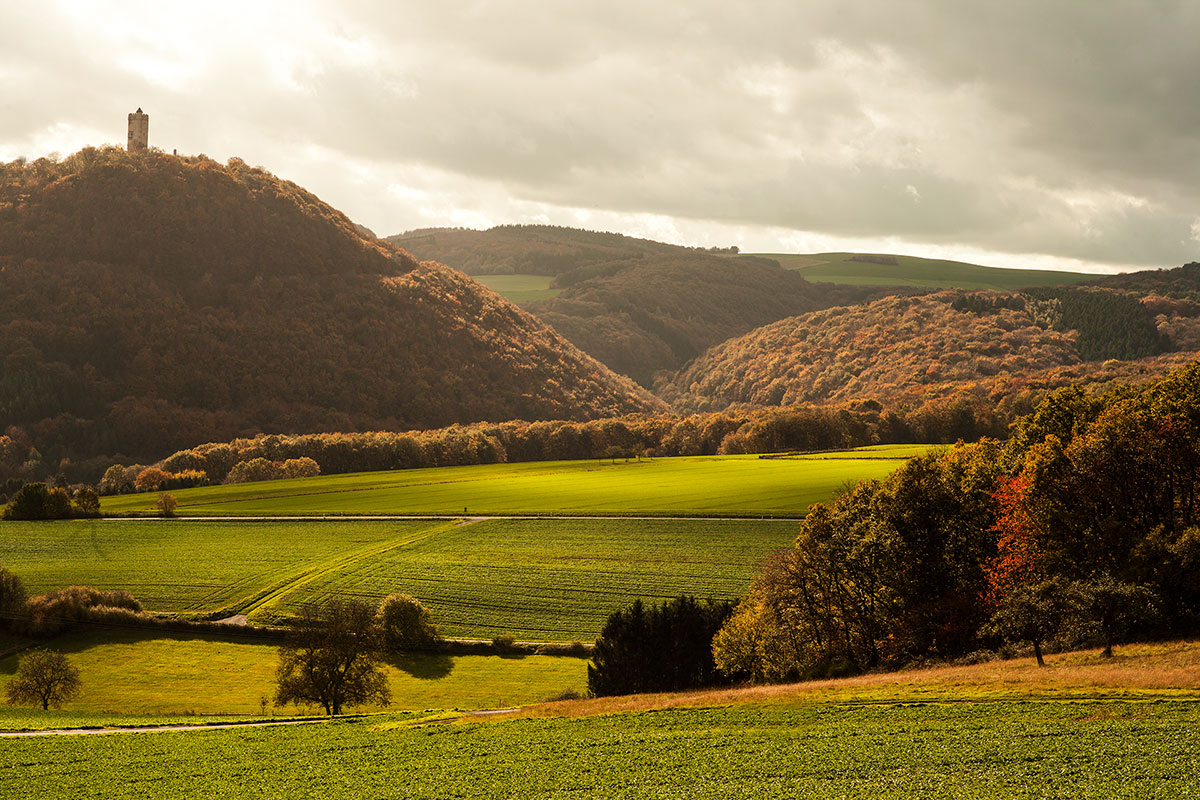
392, 225, 889, 384
0, 149, 659, 480
526, 255, 885, 384
662, 288, 1174, 412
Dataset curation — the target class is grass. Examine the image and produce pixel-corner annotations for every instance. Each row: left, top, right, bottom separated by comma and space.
3, 641, 1197, 798
0, 517, 798, 638
472, 273, 562, 303
0, 629, 587, 719
100, 447, 930, 517
759, 251, 1094, 290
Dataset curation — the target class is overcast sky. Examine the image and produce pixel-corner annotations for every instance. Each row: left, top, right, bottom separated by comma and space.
3, 1, 1198, 274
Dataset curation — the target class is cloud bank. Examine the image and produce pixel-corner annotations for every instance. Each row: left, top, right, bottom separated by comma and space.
2, 1, 1197, 272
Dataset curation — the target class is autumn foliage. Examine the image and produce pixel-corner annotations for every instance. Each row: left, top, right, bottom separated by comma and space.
0, 149, 658, 477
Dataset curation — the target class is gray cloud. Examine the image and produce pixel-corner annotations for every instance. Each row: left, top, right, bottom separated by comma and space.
2, 1, 1197, 270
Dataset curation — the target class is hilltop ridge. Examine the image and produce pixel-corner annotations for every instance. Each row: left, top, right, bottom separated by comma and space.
0, 149, 659, 478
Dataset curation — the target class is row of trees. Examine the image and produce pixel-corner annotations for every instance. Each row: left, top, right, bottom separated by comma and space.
710, 362, 1200, 682
116, 399, 1016, 491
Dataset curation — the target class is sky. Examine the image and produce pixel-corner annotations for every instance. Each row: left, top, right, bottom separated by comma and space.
2, 1, 1198, 275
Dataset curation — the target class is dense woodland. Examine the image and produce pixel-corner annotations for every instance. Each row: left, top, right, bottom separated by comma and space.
712, 361, 1200, 681
0, 149, 657, 480
661, 288, 1176, 412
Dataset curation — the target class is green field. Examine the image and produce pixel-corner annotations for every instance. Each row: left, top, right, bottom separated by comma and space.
4, 698, 1195, 797
100, 447, 931, 517
758, 251, 1094, 290
0, 517, 797, 637
0, 629, 585, 717
473, 273, 562, 303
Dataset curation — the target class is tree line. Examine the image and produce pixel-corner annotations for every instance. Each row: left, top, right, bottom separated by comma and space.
95, 399, 1019, 493
710, 361, 1200, 681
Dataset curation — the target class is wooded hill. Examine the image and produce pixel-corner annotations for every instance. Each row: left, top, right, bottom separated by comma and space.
0, 149, 659, 479
660, 287, 1189, 412
391, 225, 890, 384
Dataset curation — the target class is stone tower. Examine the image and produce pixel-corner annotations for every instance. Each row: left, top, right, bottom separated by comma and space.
127, 108, 149, 152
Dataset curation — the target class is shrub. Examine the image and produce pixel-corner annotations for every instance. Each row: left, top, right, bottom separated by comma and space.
375, 594, 439, 651
491, 634, 518, 654
2, 484, 72, 520
72, 487, 100, 517
99, 464, 133, 495
156, 492, 178, 517
25, 586, 144, 637
225, 458, 282, 484
280, 457, 320, 479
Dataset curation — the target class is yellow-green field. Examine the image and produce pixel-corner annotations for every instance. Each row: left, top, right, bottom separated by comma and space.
472, 273, 562, 303
101, 447, 933, 517
0, 629, 585, 717
1, 517, 797, 638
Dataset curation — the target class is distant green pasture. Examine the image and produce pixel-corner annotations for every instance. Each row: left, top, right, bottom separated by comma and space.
759, 251, 1094, 290
100, 447, 930, 517
473, 273, 561, 303
0, 518, 797, 639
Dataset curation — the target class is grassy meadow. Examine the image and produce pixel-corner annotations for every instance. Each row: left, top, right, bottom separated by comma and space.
761, 251, 1094, 290
4, 642, 1197, 798
0, 517, 798, 638
0, 629, 586, 718
472, 273, 562, 303
100, 447, 931, 517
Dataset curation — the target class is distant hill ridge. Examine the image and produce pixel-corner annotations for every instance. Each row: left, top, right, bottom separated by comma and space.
391, 226, 899, 384
660, 287, 1176, 412
0, 148, 659, 479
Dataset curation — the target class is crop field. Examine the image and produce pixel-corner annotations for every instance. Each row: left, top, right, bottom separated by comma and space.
3, 641, 1197, 797
0, 629, 586, 717
100, 447, 930, 517
0, 517, 797, 638
4, 695, 1196, 797
761, 251, 1094, 290
472, 273, 562, 304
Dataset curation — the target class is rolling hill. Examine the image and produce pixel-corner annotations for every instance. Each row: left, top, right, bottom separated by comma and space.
660, 287, 1184, 413
391, 226, 893, 384
0, 149, 659, 479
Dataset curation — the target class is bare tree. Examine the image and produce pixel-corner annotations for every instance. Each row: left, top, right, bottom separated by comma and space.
5, 649, 82, 710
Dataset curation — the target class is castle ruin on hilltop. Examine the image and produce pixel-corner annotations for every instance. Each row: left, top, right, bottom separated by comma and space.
127, 108, 148, 152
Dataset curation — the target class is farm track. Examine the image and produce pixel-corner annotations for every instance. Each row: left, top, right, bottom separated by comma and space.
0, 707, 520, 737
226, 522, 457, 623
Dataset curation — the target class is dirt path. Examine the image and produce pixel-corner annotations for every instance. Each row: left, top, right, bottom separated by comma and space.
0, 707, 521, 738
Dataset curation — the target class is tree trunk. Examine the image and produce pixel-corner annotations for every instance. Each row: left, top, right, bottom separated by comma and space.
1102, 630, 1113, 658
1032, 639, 1045, 667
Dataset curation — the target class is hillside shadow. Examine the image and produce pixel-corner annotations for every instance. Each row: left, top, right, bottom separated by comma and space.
388, 651, 455, 680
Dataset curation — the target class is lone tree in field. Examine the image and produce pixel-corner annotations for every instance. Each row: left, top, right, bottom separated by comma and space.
984, 578, 1078, 667
275, 597, 391, 715
376, 594, 439, 651
5, 649, 82, 710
